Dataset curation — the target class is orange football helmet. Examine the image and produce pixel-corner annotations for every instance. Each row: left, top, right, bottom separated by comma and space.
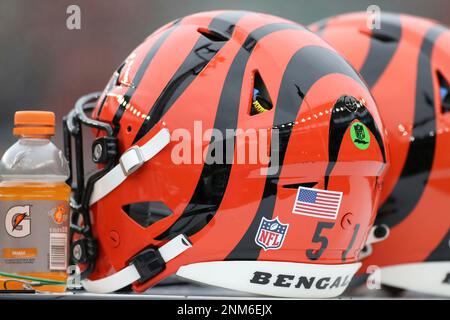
64, 10, 388, 297
311, 12, 450, 296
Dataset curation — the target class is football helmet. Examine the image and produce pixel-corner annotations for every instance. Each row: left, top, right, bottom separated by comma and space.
64, 10, 388, 297
310, 12, 450, 296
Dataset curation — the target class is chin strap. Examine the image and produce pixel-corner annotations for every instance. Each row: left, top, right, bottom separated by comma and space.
82, 234, 192, 294
81, 127, 179, 294
90, 128, 171, 206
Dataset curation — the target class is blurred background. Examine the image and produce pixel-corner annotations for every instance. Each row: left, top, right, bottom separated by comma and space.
0, 0, 449, 152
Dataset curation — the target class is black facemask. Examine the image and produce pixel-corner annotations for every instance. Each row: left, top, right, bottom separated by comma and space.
63, 92, 118, 278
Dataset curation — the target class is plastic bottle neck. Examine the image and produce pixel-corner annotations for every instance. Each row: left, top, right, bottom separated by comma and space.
18, 134, 52, 140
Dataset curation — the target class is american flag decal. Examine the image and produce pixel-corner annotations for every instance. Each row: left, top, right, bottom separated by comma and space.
292, 187, 343, 220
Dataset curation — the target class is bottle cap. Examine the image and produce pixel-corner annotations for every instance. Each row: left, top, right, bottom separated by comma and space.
13, 111, 55, 137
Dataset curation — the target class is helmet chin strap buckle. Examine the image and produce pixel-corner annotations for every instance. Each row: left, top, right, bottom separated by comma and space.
131, 247, 165, 284
81, 234, 192, 294
120, 146, 145, 176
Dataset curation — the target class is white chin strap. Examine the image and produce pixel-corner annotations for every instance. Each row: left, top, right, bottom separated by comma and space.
90, 128, 171, 206
83, 128, 191, 294
82, 234, 192, 294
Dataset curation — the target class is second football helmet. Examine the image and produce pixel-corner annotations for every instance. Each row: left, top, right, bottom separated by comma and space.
311, 12, 450, 296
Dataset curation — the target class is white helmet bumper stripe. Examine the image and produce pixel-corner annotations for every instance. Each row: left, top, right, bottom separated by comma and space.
81, 262, 141, 294
177, 261, 361, 298
82, 234, 191, 294
375, 262, 450, 297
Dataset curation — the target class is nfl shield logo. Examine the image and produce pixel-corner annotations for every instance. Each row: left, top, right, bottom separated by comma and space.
255, 217, 289, 251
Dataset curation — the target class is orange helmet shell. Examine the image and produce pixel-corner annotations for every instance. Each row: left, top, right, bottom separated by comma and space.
79, 10, 388, 295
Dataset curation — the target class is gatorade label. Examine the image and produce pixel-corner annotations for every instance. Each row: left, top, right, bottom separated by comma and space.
0, 201, 69, 273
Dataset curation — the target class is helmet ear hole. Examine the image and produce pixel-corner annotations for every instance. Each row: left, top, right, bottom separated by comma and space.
438, 71, 450, 113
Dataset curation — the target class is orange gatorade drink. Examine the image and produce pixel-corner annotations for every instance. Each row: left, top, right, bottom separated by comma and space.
0, 111, 70, 293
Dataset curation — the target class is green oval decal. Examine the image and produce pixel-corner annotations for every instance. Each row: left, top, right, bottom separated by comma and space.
350, 121, 370, 150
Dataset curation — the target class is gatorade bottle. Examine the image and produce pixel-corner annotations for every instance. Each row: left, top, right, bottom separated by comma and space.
0, 111, 70, 293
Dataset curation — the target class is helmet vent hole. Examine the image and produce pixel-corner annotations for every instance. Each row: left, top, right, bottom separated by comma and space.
197, 27, 230, 42
283, 182, 318, 189
250, 71, 273, 115
438, 71, 450, 113
359, 29, 398, 43
123, 202, 173, 228
127, 126, 133, 133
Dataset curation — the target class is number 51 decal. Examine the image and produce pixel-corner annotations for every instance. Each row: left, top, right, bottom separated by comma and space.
306, 221, 360, 261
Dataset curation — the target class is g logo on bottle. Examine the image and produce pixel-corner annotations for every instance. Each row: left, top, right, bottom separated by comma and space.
5, 205, 31, 238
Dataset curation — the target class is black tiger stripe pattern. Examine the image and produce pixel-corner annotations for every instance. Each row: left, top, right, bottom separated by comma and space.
359, 14, 402, 88
227, 46, 372, 261
376, 24, 447, 228
156, 22, 308, 240
325, 97, 387, 189
111, 19, 182, 129
132, 11, 248, 144
427, 229, 450, 262
317, 16, 446, 230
